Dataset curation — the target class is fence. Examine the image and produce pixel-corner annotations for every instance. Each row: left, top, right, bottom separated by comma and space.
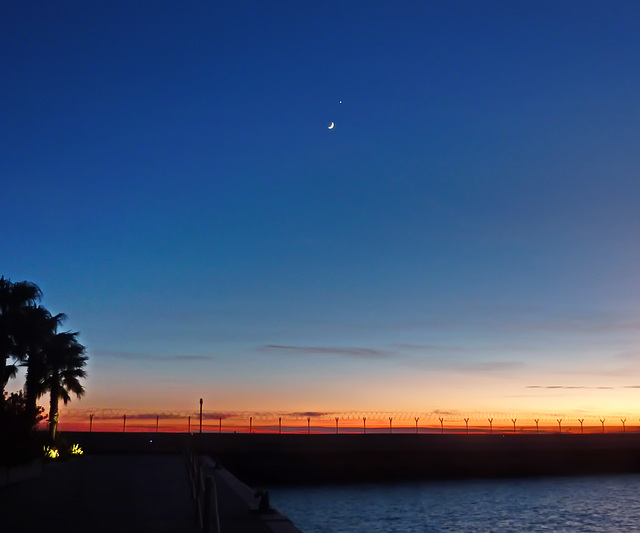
58, 411, 640, 435
186, 447, 221, 533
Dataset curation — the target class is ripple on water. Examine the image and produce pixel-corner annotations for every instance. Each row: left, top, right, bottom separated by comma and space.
270, 474, 640, 533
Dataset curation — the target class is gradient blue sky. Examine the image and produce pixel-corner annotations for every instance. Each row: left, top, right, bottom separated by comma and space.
3, 1, 640, 419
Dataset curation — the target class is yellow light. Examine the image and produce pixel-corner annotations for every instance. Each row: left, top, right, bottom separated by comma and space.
43, 446, 59, 459
70, 443, 83, 455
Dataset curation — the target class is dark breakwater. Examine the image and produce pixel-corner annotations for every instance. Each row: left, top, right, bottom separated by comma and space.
60, 432, 640, 485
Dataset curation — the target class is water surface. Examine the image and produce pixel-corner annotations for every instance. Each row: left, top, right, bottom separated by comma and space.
271, 475, 640, 532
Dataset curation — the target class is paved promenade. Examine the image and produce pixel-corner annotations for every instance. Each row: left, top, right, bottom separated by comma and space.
2, 452, 303, 533
2, 454, 197, 533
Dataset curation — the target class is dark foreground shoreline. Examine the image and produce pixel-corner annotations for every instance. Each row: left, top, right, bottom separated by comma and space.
60, 431, 640, 485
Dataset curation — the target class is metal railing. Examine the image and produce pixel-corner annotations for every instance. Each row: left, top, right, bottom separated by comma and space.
187, 445, 221, 533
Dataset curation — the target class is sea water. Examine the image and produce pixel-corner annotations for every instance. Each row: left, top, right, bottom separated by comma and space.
270, 474, 640, 532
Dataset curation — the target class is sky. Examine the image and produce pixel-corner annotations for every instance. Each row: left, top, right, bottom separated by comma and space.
3, 1, 640, 428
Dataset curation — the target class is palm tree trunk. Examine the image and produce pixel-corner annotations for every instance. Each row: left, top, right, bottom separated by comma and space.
49, 375, 59, 442
24, 362, 39, 429
0, 356, 6, 411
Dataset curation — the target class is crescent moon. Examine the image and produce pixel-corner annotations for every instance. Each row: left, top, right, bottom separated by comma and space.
328, 122, 335, 129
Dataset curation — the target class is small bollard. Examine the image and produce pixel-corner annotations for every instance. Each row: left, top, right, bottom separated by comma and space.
255, 489, 272, 513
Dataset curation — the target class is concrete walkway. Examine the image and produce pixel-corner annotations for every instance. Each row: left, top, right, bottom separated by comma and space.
1, 454, 197, 533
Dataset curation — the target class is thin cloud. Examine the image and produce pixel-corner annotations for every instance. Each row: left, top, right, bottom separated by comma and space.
461, 361, 526, 372
91, 350, 213, 362
527, 385, 614, 390
260, 344, 390, 359
391, 343, 465, 352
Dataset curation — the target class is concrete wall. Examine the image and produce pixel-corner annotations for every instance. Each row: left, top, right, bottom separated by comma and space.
59, 431, 640, 485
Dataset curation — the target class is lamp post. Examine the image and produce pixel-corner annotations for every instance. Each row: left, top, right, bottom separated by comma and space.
199, 398, 203, 434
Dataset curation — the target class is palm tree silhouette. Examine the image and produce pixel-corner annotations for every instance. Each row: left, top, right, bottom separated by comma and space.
0, 277, 42, 409
15, 306, 66, 425
2, 362, 18, 387
38, 330, 87, 441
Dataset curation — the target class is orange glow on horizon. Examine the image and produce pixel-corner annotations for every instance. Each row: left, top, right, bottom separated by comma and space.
55, 410, 640, 435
